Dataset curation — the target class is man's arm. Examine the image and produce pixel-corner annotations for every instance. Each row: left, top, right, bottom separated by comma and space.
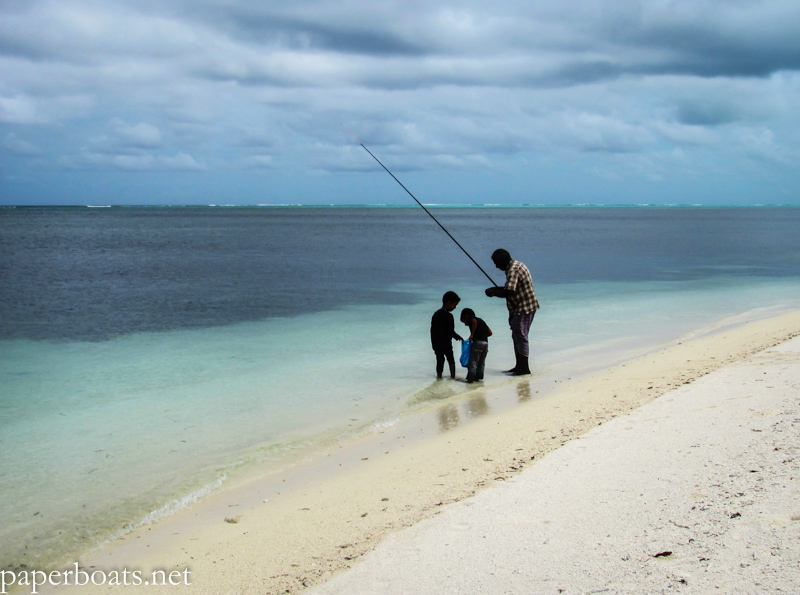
485, 286, 513, 298
487, 260, 519, 298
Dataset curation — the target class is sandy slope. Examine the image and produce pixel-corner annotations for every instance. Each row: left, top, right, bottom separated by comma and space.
311, 337, 800, 594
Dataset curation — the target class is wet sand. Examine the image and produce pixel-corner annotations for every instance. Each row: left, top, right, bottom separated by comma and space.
37, 310, 800, 595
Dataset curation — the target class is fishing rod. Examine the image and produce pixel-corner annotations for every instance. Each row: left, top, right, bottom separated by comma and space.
346, 129, 499, 287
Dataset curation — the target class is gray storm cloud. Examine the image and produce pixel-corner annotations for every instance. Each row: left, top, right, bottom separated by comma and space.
1, 0, 798, 203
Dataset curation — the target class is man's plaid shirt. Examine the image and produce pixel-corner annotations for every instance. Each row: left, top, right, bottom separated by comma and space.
504, 259, 539, 315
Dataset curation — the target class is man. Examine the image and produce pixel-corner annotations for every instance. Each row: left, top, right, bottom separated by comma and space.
485, 249, 539, 375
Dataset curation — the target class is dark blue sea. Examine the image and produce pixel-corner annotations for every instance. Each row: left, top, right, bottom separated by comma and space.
2, 205, 799, 572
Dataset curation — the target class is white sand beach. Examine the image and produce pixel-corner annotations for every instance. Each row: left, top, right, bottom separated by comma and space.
311, 331, 800, 594
32, 310, 800, 595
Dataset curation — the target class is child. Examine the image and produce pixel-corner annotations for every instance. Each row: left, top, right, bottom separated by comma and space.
430, 291, 464, 379
460, 308, 492, 383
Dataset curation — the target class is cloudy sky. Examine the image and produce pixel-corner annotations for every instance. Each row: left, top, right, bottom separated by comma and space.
1, 0, 799, 205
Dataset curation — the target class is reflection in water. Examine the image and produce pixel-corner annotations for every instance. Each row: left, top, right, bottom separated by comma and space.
517, 380, 531, 402
465, 394, 490, 418
438, 392, 492, 432
438, 404, 460, 432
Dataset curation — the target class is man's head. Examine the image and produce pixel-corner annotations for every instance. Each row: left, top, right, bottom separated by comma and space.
491, 249, 512, 271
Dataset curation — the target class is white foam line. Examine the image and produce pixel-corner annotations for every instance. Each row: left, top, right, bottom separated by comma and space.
86, 474, 228, 557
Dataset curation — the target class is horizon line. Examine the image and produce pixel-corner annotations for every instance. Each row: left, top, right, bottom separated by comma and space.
2, 202, 799, 210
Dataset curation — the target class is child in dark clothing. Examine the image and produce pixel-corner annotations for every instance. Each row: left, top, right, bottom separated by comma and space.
460, 308, 492, 383
430, 291, 464, 379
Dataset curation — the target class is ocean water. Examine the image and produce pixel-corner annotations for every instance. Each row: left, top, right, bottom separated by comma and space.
1, 206, 800, 572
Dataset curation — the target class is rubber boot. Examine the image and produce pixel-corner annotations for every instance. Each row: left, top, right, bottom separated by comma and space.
512, 355, 530, 376
449, 362, 457, 379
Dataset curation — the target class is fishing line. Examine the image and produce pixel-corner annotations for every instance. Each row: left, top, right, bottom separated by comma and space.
345, 128, 499, 287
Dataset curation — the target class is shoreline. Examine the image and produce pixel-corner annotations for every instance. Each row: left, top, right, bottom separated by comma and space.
32, 309, 800, 595
311, 330, 800, 593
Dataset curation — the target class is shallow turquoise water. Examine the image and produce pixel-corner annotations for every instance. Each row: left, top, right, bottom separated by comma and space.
3, 275, 799, 571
